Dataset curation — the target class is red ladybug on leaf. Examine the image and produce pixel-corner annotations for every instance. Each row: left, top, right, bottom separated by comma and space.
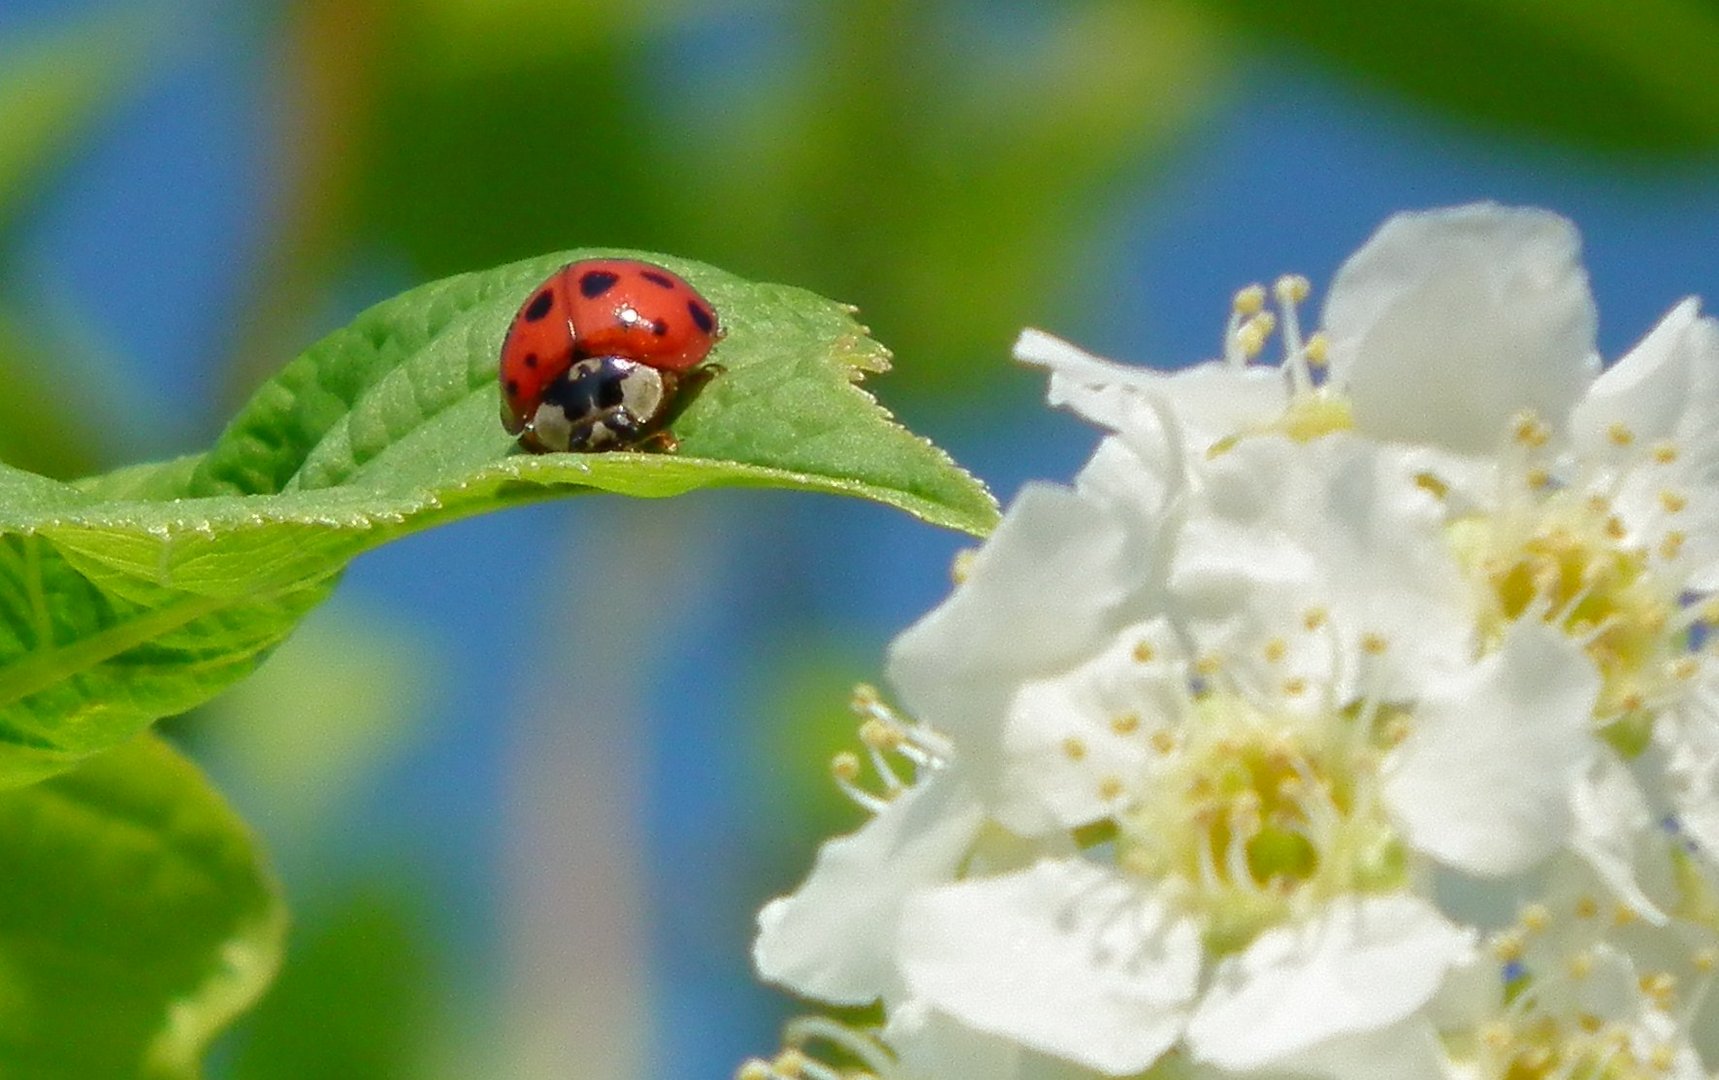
499, 258, 724, 453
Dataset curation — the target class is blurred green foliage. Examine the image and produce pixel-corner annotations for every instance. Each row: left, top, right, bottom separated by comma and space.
228, 886, 439, 1080
1185, 0, 1719, 156
0, 734, 284, 1079
234, 0, 1227, 400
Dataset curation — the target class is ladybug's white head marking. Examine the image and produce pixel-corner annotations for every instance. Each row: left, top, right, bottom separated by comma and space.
525, 356, 669, 453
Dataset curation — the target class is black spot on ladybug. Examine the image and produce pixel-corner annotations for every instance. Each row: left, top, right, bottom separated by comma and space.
524, 353, 539, 368
505, 378, 520, 398
579, 270, 620, 298
652, 320, 669, 337
524, 291, 554, 322
688, 302, 715, 334
641, 270, 676, 289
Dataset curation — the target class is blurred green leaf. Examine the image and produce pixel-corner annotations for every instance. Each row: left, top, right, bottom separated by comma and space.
0, 305, 102, 477
0, 733, 283, 1079
229, 886, 436, 1080
0, 250, 994, 786
339, 0, 1222, 397
193, 601, 435, 843
1188, 0, 1719, 155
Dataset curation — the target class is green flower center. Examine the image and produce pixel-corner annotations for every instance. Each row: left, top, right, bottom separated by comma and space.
1115, 692, 1404, 955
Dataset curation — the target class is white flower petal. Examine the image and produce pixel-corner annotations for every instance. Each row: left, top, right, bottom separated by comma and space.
998, 619, 1183, 833
1570, 299, 1719, 587
888, 483, 1141, 786
1661, 681, 1719, 859
1014, 328, 1287, 452
1270, 1018, 1453, 1080
1324, 203, 1599, 454
1384, 621, 1599, 875
899, 859, 1200, 1075
753, 772, 984, 1004
885, 1003, 1093, 1080
1569, 755, 1670, 923
1173, 434, 1472, 699
1187, 893, 1473, 1071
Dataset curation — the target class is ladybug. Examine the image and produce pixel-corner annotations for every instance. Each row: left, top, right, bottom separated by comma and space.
499, 258, 724, 452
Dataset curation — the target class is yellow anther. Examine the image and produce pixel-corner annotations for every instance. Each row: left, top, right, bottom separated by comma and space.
1614, 904, 1640, 926
1640, 971, 1676, 998
951, 548, 979, 584
1413, 472, 1450, 500
850, 683, 881, 708
1694, 947, 1718, 972
1133, 640, 1157, 663
1661, 531, 1686, 560
859, 718, 901, 749
1587, 494, 1612, 516
1650, 1044, 1677, 1070
1233, 284, 1267, 316
1236, 320, 1270, 358
1673, 656, 1700, 681
1575, 895, 1599, 918
1195, 654, 1222, 677
1480, 1022, 1514, 1051
1149, 730, 1177, 754
1653, 441, 1679, 465
1568, 950, 1595, 979
1111, 713, 1141, 735
1263, 638, 1288, 663
1274, 274, 1312, 305
1513, 411, 1550, 447
775, 1049, 809, 1076
1281, 677, 1308, 697
1605, 515, 1628, 540
1609, 422, 1636, 447
1062, 736, 1088, 762
1361, 633, 1389, 656
1098, 776, 1125, 801
1303, 332, 1330, 367
1492, 932, 1525, 962
1303, 607, 1329, 631
1381, 714, 1413, 746
737, 1061, 774, 1080
1577, 1012, 1603, 1033
831, 752, 861, 782
1660, 490, 1688, 514
1519, 903, 1551, 932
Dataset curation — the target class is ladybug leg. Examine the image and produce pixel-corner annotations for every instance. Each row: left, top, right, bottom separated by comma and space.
633, 429, 680, 454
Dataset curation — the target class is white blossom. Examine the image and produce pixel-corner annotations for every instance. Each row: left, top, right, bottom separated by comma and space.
744, 205, 1719, 1080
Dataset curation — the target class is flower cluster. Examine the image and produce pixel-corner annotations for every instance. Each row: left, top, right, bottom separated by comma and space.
741, 205, 1719, 1080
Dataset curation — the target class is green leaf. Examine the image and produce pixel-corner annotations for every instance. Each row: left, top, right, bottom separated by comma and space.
0, 733, 284, 1079
1190, 0, 1719, 156
0, 251, 995, 786
228, 886, 439, 1080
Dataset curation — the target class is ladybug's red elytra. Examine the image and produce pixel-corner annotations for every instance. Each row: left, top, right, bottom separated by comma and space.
499, 258, 724, 453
